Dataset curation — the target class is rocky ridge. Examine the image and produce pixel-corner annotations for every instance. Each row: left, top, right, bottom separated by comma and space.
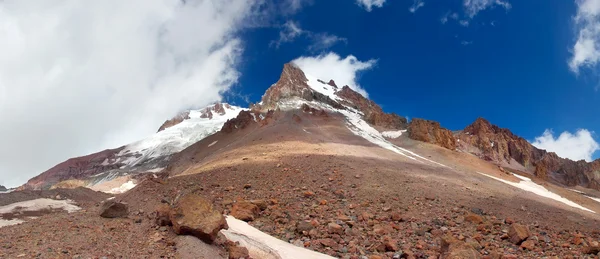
406, 116, 600, 191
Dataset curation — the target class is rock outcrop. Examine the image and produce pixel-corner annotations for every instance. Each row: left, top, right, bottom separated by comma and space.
259, 63, 406, 130
221, 111, 255, 133
335, 86, 407, 130
169, 193, 228, 243
0, 185, 6, 192
456, 118, 600, 190
22, 148, 124, 190
157, 111, 190, 132
407, 118, 456, 150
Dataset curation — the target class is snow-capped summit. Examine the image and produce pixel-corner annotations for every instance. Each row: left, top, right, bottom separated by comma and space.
22, 103, 243, 190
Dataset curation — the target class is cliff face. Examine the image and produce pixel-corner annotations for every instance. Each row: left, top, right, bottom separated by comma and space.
455, 118, 600, 189
407, 118, 456, 150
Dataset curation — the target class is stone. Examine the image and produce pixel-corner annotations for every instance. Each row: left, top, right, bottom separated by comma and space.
440, 235, 481, 259
230, 201, 260, 222
520, 239, 535, 250
99, 200, 129, 218
465, 213, 483, 224
227, 242, 249, 259
328, 222, 343, 234
155, 204, 171, 226
169, 193, 228, 243
508, 223, 531, 245
296, 221, 314, 233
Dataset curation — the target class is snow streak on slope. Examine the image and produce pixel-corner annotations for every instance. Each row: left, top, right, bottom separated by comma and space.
302, 75, 448, 168
478, 172, 594, 213
382, 130, 406, 139
108, 104, 244, 168
222, 216, 335, 259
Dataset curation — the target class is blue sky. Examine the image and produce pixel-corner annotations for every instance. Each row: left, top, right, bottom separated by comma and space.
226, 0, 600, 161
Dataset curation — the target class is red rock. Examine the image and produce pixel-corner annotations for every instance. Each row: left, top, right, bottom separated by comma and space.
520, 239, 535, 250
230, 201, 260, 222
465, 213, 483, 224
157, 111, 190, 132
169, 193, 227, 243
327, 222, 343, 234
508, 223, 530, 245
407, 118, 456, 150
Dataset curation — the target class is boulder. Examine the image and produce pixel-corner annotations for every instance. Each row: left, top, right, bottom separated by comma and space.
99, 200, 129, 218
440, 235, 481, 259
169, 193, 228, 243
508, 223, 531, 245
230, 201, 260, 222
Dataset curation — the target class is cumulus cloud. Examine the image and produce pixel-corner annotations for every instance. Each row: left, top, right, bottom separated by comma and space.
464, 0, 511, 18
531, 129, 600, 162
292, 52, 376, 97
569, 0, 600, 73
271, 21, 347, 51
356, 0, 386, 12
0, 0, 262, 187
409, 0, 425, 13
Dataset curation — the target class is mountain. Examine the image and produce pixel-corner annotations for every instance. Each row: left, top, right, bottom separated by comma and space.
0, 185, 6, 192
407, 117, 600, 190
21, 103, 243, 191
8, 62, 600, 258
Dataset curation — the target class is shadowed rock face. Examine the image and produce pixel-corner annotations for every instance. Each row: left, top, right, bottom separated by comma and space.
407, 118, 456, 150
0, 185, 6, 192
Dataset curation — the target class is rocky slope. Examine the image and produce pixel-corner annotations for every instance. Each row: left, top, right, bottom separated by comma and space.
407, 116, 600, 190
21, 103, 243, 191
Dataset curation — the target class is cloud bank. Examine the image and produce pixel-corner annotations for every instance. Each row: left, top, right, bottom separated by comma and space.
292, 52, 376, 97
531, 129, 600, 162
0, 0, 261, 187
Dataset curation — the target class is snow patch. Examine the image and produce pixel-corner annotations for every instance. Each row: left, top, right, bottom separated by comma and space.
107, 180, 136, 194
222, 216, 335, 259
382, 130, 406, 139
0, 198, 81, 214
478, 172, 594, 213
208, 141, 218, 147
0, 219, 24, 227
104, 104, 244, 168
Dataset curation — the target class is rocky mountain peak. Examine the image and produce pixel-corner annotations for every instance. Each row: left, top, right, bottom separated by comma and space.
260, 63, 312, 109
0, 185, 6, 192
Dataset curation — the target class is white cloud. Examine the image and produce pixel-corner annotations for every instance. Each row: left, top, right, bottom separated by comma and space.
461, 40, 474, 45
271, 21, 346, 51
409, 0, 425, 13
308, 33, 348, 51
0, 0, 262, 187
569, 0, 600, 73
531, 129, 600, 162
356, 0, 386, 12
271, 21, 304, 48
441, 12, 459, 24
292, 52, 376, 97
464, 0, 511, 18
